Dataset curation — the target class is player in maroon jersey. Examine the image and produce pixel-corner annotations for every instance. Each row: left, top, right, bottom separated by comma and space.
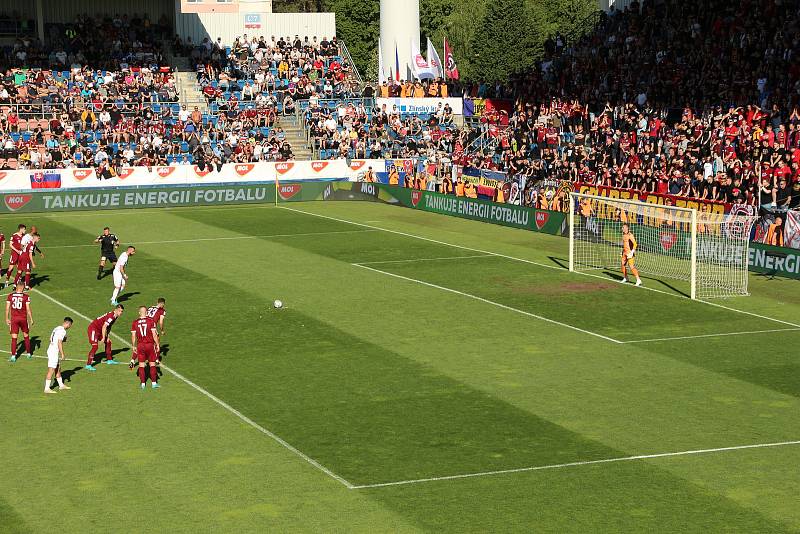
4, 224, 26, 287
84, 304, 125, 371
130, 306, 161, 390
146, 298, 167, 364
13, 232, 39, 291
0, 229, 6, 278
5, 282, 32, 362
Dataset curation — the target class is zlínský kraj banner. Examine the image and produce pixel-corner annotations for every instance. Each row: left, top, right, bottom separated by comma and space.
379, 185, 566, 235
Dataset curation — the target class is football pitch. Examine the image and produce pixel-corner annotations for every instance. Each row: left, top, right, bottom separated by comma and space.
2, 199, 800, 533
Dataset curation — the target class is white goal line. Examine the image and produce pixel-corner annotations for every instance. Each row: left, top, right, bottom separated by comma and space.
350, 439, 800, 489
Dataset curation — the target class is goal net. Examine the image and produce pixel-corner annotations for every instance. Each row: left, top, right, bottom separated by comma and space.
568, 193, 757, 299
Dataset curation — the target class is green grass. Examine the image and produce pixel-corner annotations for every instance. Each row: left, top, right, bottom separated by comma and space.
1, 200, 799, 533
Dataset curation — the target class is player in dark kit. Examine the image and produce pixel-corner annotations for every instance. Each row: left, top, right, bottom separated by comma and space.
14, 232, 39, 291
84, 304, 125, 371
4, 224, 25, 287
5, 282, 32, 362
95, 227, 119, 280
146, 298, 167, 364
131, 306, 161, 390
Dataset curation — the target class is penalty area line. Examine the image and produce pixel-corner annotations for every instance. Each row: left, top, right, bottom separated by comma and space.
28, 288, 356, 489
281, 206, 800, 330
351, 439, 800, 489
353, 263, 623, 344
354, 254, 496, 265
622, 328, 800, 344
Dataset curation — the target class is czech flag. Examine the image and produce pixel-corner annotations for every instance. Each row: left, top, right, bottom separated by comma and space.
30, 170, 61, 189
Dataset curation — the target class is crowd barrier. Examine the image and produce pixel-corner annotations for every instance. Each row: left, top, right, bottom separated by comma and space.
0, 160, 388, 191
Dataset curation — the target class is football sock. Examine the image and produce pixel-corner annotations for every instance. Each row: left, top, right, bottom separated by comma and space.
11, 338, 16, 356
44, 379, 50, 391
24, 273, 30, 287
87, 346, 97, 365
56, 377, 64, 387
111, 287, 120, 302
14, 272, 21, 285
23, 336, 30, 354
98, 266, 104, 275
149, 365, 158, 383
138, 367, 147, 384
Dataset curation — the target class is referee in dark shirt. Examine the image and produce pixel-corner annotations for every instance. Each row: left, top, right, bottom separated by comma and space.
95, 227, 119, 280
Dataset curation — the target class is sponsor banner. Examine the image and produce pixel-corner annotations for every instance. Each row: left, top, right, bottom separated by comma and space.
376, 97, 464, 116
382, 185, 565, 234
748, 242, 800, 279
0, 161, 391, 192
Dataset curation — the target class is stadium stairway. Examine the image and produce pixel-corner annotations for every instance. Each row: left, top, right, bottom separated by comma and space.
278, 118, 314, 160
174, 59, 208, 113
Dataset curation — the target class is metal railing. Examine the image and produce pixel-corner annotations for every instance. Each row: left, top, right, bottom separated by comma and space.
339, 41, 364, 88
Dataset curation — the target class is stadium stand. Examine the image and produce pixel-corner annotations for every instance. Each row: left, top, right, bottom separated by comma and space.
452, 0, 800, 209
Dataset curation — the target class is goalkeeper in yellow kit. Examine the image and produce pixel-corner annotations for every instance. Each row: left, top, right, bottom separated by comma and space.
620, 224, 642, 286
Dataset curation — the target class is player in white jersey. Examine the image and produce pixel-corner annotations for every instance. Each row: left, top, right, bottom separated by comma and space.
45, 317, 73, 394
111, 246, 136, 306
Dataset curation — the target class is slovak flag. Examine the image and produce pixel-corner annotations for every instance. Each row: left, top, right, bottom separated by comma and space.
29, 170, 61, 189
444, 37, 459, 80
394, 42, 400, 81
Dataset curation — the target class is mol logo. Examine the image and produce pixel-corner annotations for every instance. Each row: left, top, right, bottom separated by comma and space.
73, 169, 93, 180
235, 164, 254, 176
117, 168, 135, 179
349, 160, 366, 171
534, 211, 549, 230
411, 190, 423, 207
193, 166, 211, 177
311, 161, 329, 172
360, 183, 376, 196
660, 232, 677, 252
0, 172, 6, 181
275, 162, 294, 175
4, 194, 32, 212
278, 184, 302, 200
156, 166, 175, 178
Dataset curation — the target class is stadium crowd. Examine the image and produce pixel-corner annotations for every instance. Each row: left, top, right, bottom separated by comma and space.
0, 23, 369, 171
454, 0, 800, 210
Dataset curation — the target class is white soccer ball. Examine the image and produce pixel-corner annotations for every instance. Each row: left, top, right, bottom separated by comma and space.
273, 300, 283, 309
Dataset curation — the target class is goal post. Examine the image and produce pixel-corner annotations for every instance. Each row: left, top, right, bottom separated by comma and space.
568, 192, 757, 299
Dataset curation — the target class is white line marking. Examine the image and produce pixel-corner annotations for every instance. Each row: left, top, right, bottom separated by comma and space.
44, 230, 379, 249
29, 288, 355, 489
577, 271, 800, 329
354, 254, 496, 265
350, 440, 800, 489
622, 328, 800, 344
282, 206, 800, 329
353, 263, 623, 344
